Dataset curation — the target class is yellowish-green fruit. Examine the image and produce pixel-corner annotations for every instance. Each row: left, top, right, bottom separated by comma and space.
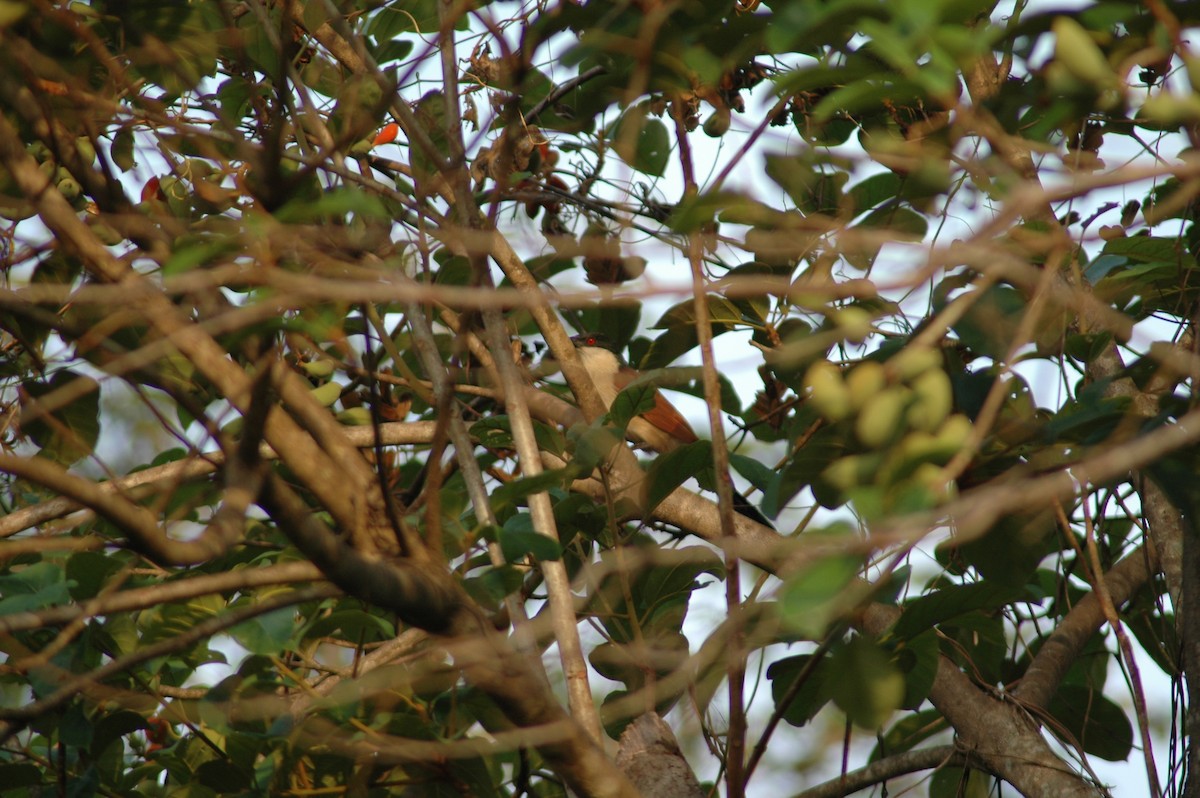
91, 223, 124, 246
823, 453, 883, 491
911, 462, 953, 500
1186, 55, 1200, 92
906, 369, 953, 432
1052, 17, 1118, 88
933, 414, 973, 451
1140, 93, 1200, 126
302, 359, 336, 378
855, 387, 910, 448
703, 109, 731, 138
804, 360, 851, 421
57, 178, 82, 201
308, 381, 342, 407
846, 361, 886, 411
887, 346, 941, 382
835, 306, 873, 343
75, 137, 96, 164
336, 407, 373, 426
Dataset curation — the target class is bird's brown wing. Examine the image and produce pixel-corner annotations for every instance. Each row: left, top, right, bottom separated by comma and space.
613, 367, 699, 444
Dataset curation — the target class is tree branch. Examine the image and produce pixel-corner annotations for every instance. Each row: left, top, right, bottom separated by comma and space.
790, 745, 968, 798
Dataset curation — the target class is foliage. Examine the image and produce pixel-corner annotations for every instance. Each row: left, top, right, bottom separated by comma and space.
0, 0, 1198, 796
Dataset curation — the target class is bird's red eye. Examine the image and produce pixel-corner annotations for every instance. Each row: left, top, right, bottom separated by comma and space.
586, 337, 597, 345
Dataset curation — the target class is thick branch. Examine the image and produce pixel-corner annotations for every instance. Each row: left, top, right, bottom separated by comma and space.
864, 605, 1105, 797
791, 745, 967, 798
1015, 546, 1157, 711
0, 560, 327, 635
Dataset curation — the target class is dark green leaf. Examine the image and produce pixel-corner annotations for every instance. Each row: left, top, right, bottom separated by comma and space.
608, 382, 658, 430
950, 285, 1026, 361
22, 370, 101, 464
871, 708, 947, 761
500, 514, 562, 561
893, 630, 938, 709
302, 609, 394, 644
60, 701, 94, 747
0, 562, 73, 615
766, 653, 833, 727
0, 763, 42, 791
729, 453, 776, 495
491, 466, 581, 512
827, 636, 905, 729
110, 129, 135, 171
196, 759, 252, 792
228, 605, 299, 656
846, 172, 902, 216
90, 710, 148, 757
66, 551, 123, 601
612, 105, 670, 177
1048, 684, 1133, 761
929, 766, 991, 798
891, 581, 1023, 642
778, 551, 863, 638
645, 441, 712, 513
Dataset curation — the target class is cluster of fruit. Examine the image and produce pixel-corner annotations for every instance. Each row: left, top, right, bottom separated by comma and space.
804, 347, 972, 512
1, 139, 93, 220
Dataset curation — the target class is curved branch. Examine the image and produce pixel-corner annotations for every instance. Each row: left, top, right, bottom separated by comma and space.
790, 745, 968, 798
0, 453, 232, 566
1016, 545, 1157, 711
0, 584, 339, 738
0, 421, 440, 538
0, 560, 327, 635
260, 471, 463, 633
863, 604, 1105, 797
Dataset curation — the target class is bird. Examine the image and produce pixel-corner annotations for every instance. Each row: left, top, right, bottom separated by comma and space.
570, 333, 774, 528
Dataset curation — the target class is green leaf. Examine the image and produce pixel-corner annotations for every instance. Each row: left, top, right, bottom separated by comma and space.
276, 186, 390, 222
0, 562, 73, 614
90, 710, 148, 757
645, 441, 712, 513
930, 766, 991, 798
766, 653, 833, 727
846, 172, 903, 217
608, 382, 658, 430
950, 284, 1026, 361
778, 551, 863, 638
471, 416, 515, 449
499, 514, 562, 561
0, 763, 42, 791
21, 370, 101, 464
857, 206, 930, 242
491, 465, 581, 512
891, 581, 1023, 642
893, 630, 938, 709
569, 423, 623, 471
594, 547, 723, 643
871, 708, 947, 761
196, 759, 252, 793
302, 608, 394, 644
369, 0, 443, 38
828, 636, 905, 729
729, 453, 776, 495
59, 701, 94, 747
228, 605, 299, 656
612, 105, 670, 177
1048, 685, 1133, 761
764, 153, 847, 215
110, 128, 135, 171
66, 551, 123, 601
